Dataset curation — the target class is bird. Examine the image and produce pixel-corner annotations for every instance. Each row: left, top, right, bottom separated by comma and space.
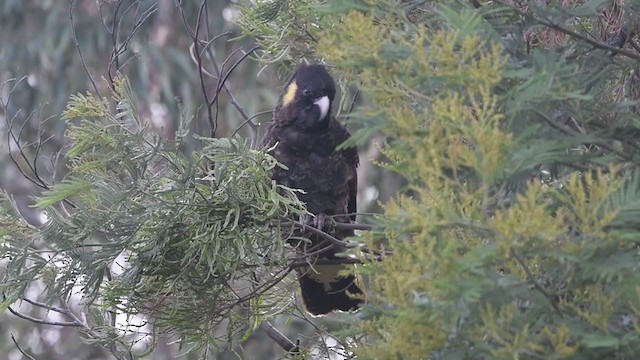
260, 63, 364, 315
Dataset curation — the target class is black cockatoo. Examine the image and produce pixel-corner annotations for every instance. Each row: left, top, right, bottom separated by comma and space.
260, 63, 363, 315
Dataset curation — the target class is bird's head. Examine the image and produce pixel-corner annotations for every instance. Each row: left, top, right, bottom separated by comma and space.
275, 64, 336, 131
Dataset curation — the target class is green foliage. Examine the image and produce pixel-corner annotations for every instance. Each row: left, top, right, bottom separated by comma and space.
1, 77, 306, 354
238, 0, 339, 71
275, 0, 640, 358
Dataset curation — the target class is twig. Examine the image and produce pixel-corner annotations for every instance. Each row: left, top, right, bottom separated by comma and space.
200, 42, 262, 147
205, 43, 260, 145
511, 248, 563, 316
107, 0, 124, 90
532, 109, 637, 164
289, 258, 364, 269
231, 109, 272, 139
206, 47, 259, 114
282, 219, 353, 248
108, 1, 157, 89
280, 219, 374, 239
280, 218, 390, 258
69, 0, 103, 100
61, 303, 129, 360
11, 334, 37, 360
343, 87, 360, 124
7, 306, 79, 327
213, 267, 294, 318
494, 0, 640, 61
334, 222, 373, 231
181, 0, 261, 143
190, 0, 217, 137
291, 311, 355, 359
7, 291, 129, 360
20, 297, 68, 314
259, 322, 299, 354
2, 79, 50, 190
540, 17, 640, 61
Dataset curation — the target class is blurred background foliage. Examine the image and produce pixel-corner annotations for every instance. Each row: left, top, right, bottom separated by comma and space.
0, 0, 274, 220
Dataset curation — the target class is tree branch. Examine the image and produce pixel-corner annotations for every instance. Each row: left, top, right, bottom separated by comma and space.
280, 218, 390, 259
259, 322, 299, 354
69, 0, 103, 100
289, 257, 364, 269
7, 305, 80, 327
538, 17, 640, 61
494, 0, 640, 61
11, 334, 37, 360
511, 248, 563, 316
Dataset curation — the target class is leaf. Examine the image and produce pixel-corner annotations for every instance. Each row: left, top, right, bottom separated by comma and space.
582, 334, 620, 349
35, 178, 93, 208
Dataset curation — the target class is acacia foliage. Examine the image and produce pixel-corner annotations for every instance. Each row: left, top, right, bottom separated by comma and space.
0, 78, 306, 354
245, 0, 640, 358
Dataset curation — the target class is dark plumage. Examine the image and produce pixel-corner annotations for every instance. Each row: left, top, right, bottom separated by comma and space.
261, 64, 363, 315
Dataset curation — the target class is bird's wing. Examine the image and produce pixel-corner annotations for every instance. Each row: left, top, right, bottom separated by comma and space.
348, 173, 357, 222
333, 120, 359, 222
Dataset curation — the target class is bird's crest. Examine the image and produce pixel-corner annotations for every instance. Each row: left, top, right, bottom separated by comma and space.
282, 81, 298, 108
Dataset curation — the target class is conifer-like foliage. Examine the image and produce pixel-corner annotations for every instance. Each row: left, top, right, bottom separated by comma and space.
1, 78, 307, 355
244, 0, 640, 358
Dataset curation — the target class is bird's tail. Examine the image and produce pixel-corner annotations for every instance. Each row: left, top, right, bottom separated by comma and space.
298, 264, 364, 316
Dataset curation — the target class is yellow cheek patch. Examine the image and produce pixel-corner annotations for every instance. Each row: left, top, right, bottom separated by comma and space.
282, 81, 297, 107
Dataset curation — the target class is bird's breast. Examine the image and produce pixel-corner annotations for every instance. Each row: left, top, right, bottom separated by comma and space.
273, 147, 352, 215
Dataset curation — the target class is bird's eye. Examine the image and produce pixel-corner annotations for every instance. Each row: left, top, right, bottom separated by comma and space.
302, 89, 312, 97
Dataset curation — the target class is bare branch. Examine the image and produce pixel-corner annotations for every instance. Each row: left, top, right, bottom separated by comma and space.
69, 0, 103, 100
2, 78, 50, 190
109, 1, 158, 91
231, 109, 272, 143
207, 47, 258, 111
11, 334, 38, 360
289, 258, 364, 269
495, 0, 640, 61
179, 1, 261, 142
60, 303, 130, 360
511, 248, 563, 316
342, 87, 360, 124
189, 1, 217, 137
541, 17, 640, 61
108, 0, 124, 87
532, 109, 637, 164
282, 219, 353, 248
7, 305, 80, 327
334, 221, 373, 231
259, 322, 299, 354
20, 297, 68, 314
198, 41, 262, 147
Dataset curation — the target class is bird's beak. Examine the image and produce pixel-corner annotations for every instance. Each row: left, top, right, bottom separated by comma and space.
314, 96, 330, 121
